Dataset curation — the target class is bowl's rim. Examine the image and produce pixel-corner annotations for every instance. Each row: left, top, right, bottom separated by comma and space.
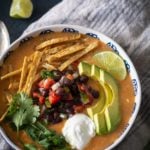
0, 24, 141, 150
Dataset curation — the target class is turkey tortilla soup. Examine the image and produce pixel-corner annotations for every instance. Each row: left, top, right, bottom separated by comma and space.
0, 32, 135, 150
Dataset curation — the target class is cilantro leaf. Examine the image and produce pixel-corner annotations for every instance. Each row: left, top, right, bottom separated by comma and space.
26, 122, 71, 150
7, 93, 40, 131
24, 144, 36, 150
41, 70, 54, 79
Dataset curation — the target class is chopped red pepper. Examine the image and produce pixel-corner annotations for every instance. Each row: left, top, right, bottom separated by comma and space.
38, 78, 55, 89
49, 91, 60, 105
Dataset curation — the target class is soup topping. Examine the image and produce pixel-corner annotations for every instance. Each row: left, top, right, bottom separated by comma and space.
62, 114, 95, 150
32, 68, 99, 124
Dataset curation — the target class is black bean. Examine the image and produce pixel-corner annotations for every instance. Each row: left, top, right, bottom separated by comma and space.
48, 114, 54, 122
65, 69, 74, 74
63, 77, 72, 86
75, 76, 80, 82
91, 89, 99, 99
60, 76, 73, 86
53, 112, 59, 119
53, 116, 62, 124
49, 107, 56, 113
66, 107, 74, 114
39, 88, 49, 97
52, 70, 62, 81
55, 87, 66, 96
73, 97, 82, 105
64, 102, 73, 108
70, 84, 79, 95
79, 75, 89, 83
87, 86, 92, 92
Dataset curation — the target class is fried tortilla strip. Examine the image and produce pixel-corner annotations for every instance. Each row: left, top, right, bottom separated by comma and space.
42, 63, 56, 71
43, 43, 73, 55
59, 41, 98, 71
24, 51, 43, 95
1, 69, 22, 80
6, 93, 12, 103
36, 34, 81, 50
0, 109, 8, 122
46, 44, 86, 63
9, 82, 19, 90
18, 56, 29, 92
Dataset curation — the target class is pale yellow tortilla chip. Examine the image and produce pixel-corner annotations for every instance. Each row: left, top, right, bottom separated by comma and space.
46, 44, 86, 63
36, 34, 81, 50
1, 68, 22, 80
42, 63, 56, 71
0, 109, 8, 122
18, 56, 29, 92
43, 44, 70, 54
23, 51, 43, 95
59, 41, 98, 71
6, 93, 12, 103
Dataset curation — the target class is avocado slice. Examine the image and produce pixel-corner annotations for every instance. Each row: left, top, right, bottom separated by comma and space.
94, 112, 108, 135
78, 62, 121, 135
103, 72, 121, 131
78, 62, 108, 134
94, 70, 120, 134
87, 86, 105, 119
79, 62, 106, 119
78, 61, 91, 75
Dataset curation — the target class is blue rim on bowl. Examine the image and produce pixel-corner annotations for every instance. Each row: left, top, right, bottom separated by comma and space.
0, 24, 141, 150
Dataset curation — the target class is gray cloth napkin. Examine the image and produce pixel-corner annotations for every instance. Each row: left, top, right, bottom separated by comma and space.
1, 0, 150, 149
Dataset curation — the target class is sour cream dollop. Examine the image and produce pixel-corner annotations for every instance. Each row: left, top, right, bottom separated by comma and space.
62, 114, 95, 150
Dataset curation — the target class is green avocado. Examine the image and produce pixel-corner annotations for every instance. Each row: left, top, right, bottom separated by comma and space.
102, 72, 121, 131
78, 62, 121, 135
79, 62, 106, 119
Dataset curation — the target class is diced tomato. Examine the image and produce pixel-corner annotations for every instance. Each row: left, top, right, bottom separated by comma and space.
38, 80, 44, 88
49, 91, 60, 105
73, 105, 84, 113
39, 96, 45, 104
33, 92, 41, 98
66, 74, 74, 80
32, 92, 45, 104
38, 78, 55, 89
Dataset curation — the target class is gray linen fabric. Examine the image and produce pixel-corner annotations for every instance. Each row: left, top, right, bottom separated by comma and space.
1, 0, 150, 149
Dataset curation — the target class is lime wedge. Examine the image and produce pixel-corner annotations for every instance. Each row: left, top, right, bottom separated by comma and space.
93, 51, 127, 80
10, 0, 33, 19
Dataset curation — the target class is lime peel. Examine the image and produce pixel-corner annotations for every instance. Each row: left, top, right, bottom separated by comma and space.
10, 0, 33, 19
93, 51, 127, 80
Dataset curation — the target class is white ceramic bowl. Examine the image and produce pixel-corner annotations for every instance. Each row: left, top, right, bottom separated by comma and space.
0, 24, 141, 150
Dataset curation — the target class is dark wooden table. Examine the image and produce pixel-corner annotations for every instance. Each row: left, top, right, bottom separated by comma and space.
0, 0, 61, 42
